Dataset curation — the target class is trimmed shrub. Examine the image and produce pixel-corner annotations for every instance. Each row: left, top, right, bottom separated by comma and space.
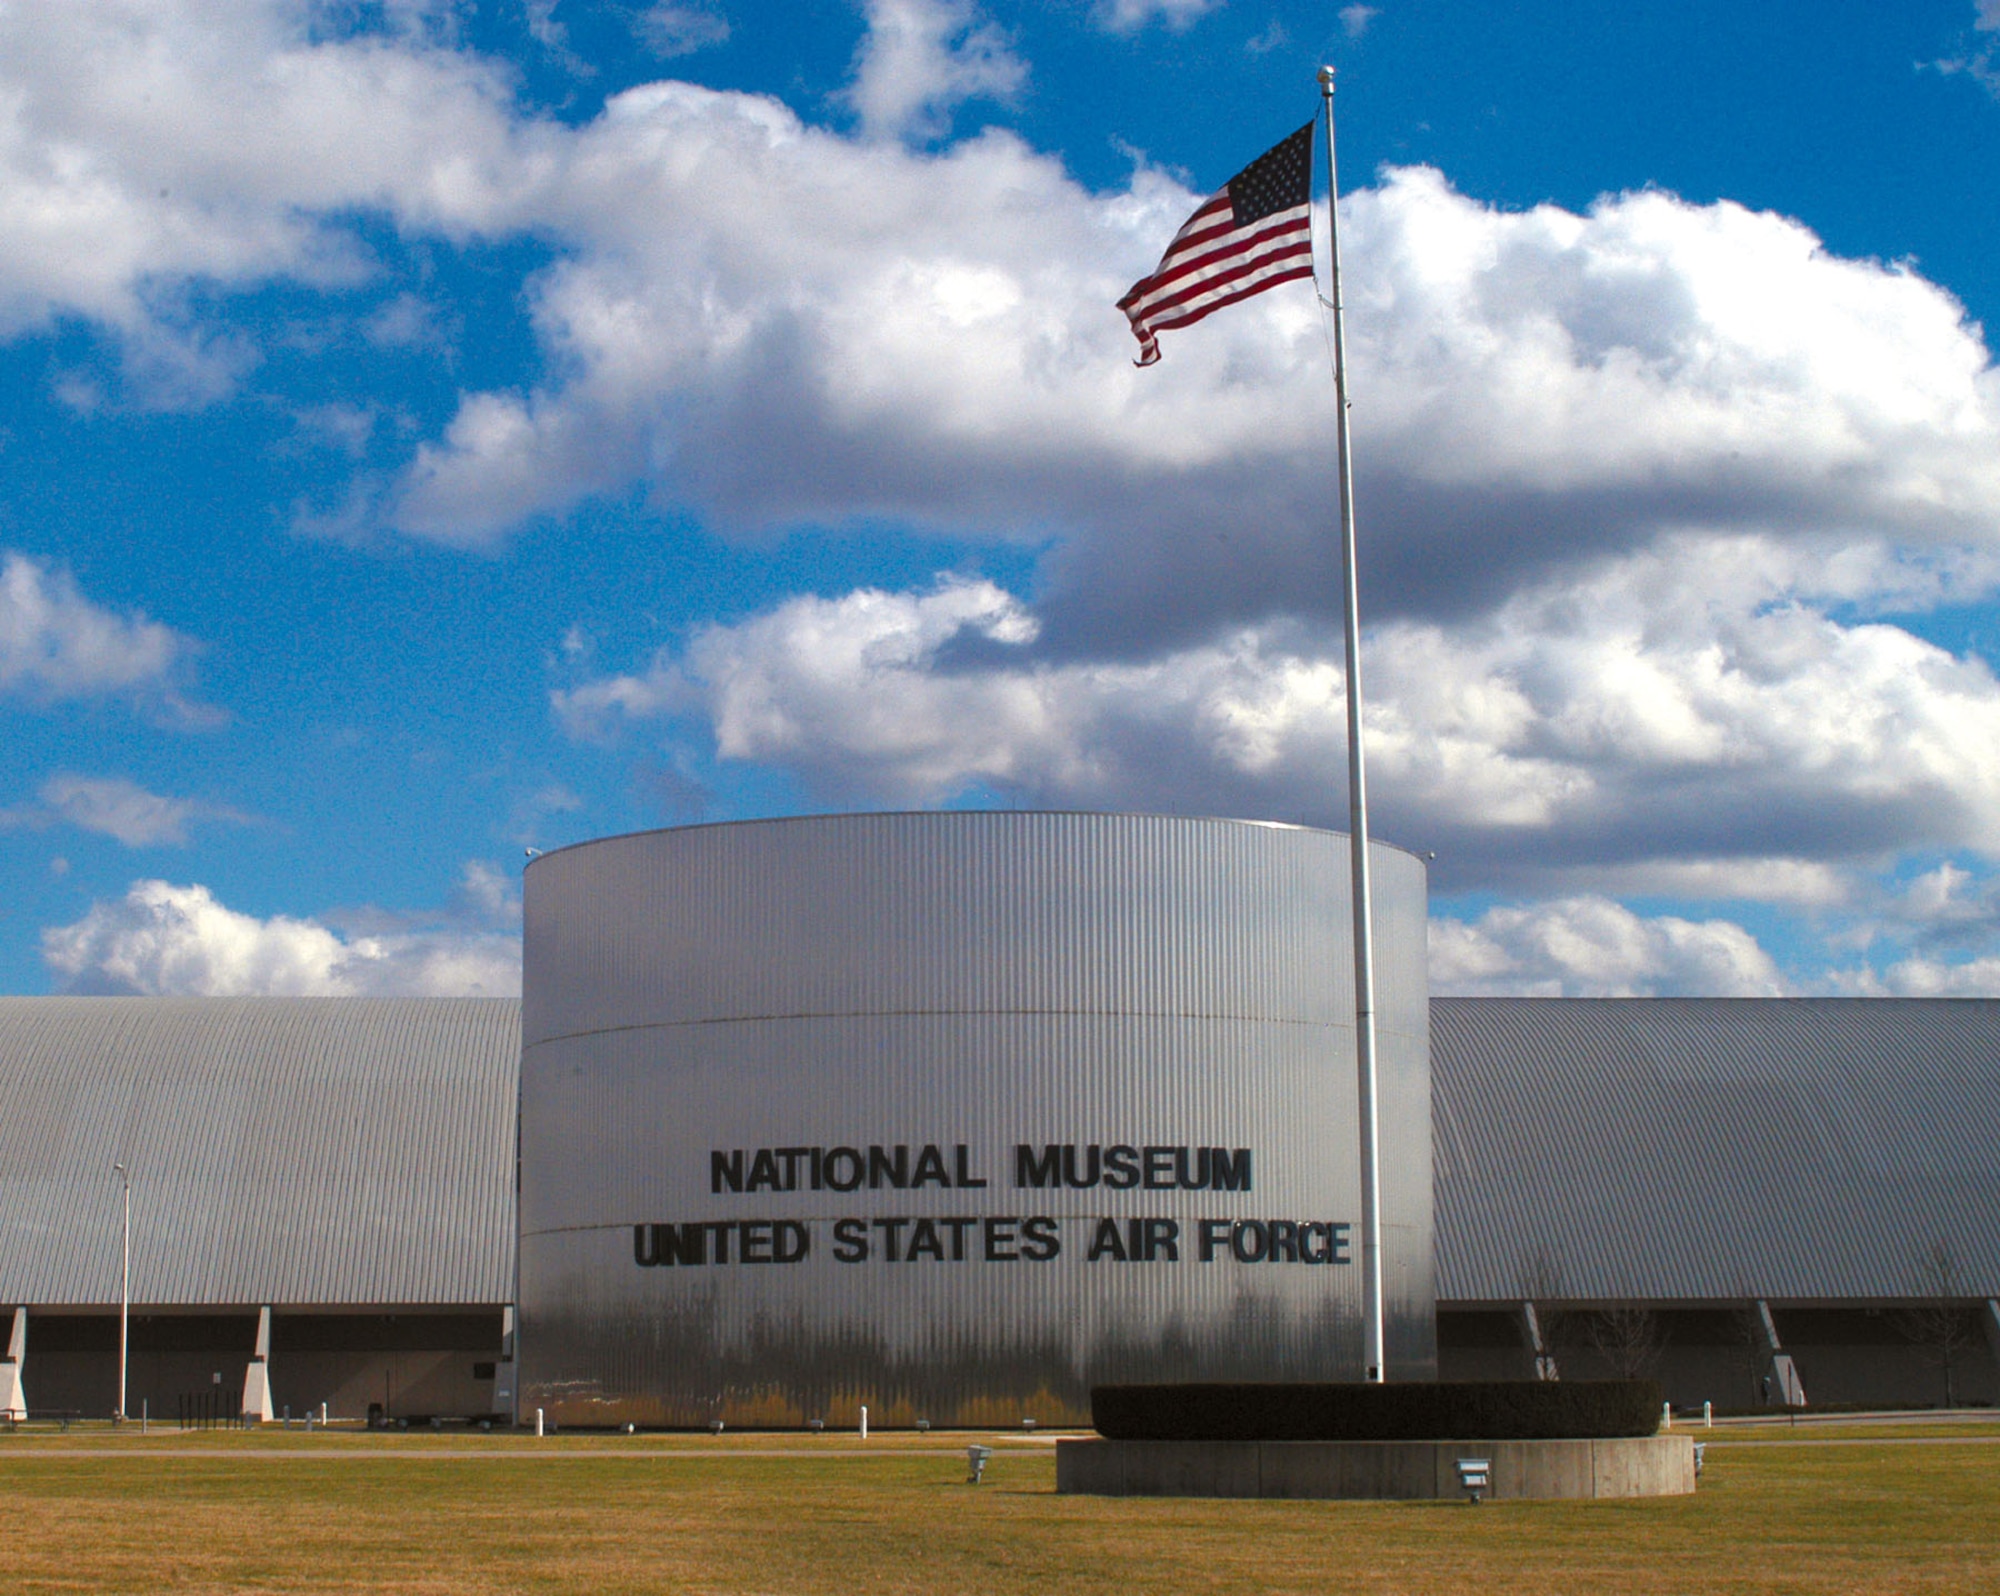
1091, 1381, 1663, 1441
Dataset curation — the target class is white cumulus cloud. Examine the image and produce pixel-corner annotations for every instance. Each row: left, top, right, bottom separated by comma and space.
384, 130, 2000, 667
1095, 0, 1222, 34
634, 2, 731, 58
843, 0, 1027, 143
1428, 898, 1787, 997
13, 774, 250, 846
0, 0, 552, 395
11, 7, 1998, 621
0, 551, 214, 722
557, 548, 2000, 901
556, 576, 1339, 808
1864, 954, 2000, 995
43, 874, 522, 997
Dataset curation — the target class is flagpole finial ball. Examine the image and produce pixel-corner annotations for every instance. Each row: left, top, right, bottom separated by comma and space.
1318, 64, 1337, 91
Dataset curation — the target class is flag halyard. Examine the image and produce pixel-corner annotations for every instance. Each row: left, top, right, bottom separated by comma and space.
1118, 122, 1316, 366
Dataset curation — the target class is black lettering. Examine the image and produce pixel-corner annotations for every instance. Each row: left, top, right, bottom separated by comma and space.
872, 1216, 910, 1262
832, 1219, 869, 1262
709, 1222, 733, 1264
1176, 1147, 1210, 1190
869, 1146, 909, 1190
746, 1150, 781, 1192
1211, 1148, 1252, 1192
911, 1144, 950, 1188
953, 1145, 987, 1189
1268, 1220, 1299, 1263
1197, 1218, 1232, 1261
1062, 1144, 1102, 1189
775, 1221, 811, 1263
1142, 1146, 1176, 1189
1328, 1222, 1352, 1264
824, 1148, 864, 1191
1299, 1221, 1327, 1265
659, 1223, 707, 1267
711, 1150, 744, 1194
1087, 1217, 1129, 1262
942, 1216, 977, 1260
809, 1148, 824, 1191
1016, 1145, 1061, 1188
1103, 1145, 1140, 1190
1020, 1216, 1060, 1260
983, 1217, 1019, 1261
778, 1148, 812, 1191
741, 1221, 774, 1263
1230, 1220, 1268, 1263
633, 1225, 658, 1267
907, 1218, 945, 1261
1144, 1217, 1180, 1262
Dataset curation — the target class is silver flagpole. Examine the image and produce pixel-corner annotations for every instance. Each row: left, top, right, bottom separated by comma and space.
1318, 63, 1385, 1383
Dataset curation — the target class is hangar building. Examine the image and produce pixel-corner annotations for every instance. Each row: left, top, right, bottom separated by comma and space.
0, 997, 515, 1423
1, 816, 1996, 1422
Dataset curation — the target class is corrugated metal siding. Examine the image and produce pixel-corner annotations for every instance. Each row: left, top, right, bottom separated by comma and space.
0, 998, 517, 1307
523, 813, 1429, 1042
10, 980, 1991, 1319
1432, 997, 2000, 1301
520, 813, 1436, 1425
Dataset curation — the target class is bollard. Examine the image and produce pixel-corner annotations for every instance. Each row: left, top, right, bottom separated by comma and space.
321, 1402, 328, 1427
1663, 1402, 1672, 1430
859, 1405, 868, 1441
1703, 1400, 1713, 1428
141, 1399, 147, 1435
535, 1407, 545, 1438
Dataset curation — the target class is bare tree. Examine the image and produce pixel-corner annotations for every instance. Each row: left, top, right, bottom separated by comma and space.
1519, 1245, 1569, 1378
1586, 1304, 1666, 1381
1895, 1240, 1981, 1409
1728, 1285, 1774, 1409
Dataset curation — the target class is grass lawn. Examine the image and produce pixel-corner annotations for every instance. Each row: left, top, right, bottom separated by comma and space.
0, 1420, 1994, 1594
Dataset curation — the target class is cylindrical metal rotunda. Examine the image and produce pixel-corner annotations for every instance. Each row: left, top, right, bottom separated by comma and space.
518, 811, 1434, 1428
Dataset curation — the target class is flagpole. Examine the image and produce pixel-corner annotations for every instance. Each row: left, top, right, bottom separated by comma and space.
1318, 63, 1385, 1384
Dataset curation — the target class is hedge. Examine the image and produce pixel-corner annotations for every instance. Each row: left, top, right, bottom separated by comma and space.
1090, 1380, 1664, 1441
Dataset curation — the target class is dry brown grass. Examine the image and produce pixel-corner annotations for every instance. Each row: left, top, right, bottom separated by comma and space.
1, 1421, 1995, 1594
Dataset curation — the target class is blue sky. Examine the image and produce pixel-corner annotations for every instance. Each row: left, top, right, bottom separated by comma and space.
5, 0, 2000, 998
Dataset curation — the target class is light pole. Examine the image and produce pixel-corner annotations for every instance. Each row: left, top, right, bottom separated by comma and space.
112, 1163, 130, 1422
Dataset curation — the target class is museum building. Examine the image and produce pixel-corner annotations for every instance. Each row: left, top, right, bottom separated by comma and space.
1, 814, 1996, 1423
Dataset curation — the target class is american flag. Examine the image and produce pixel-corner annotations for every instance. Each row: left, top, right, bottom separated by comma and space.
1117, 122, 1316, 366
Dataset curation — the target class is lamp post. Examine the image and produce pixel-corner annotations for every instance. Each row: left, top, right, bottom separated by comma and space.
112, 1163, 130, 1422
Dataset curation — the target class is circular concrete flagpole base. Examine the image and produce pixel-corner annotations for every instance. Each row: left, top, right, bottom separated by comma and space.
1056, 1434, 1696, 1500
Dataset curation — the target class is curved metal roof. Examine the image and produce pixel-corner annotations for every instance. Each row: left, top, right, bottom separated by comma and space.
1431, 997, 2000, 1302
0, 998, 517, 1307
5, 993, 1994, 1310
